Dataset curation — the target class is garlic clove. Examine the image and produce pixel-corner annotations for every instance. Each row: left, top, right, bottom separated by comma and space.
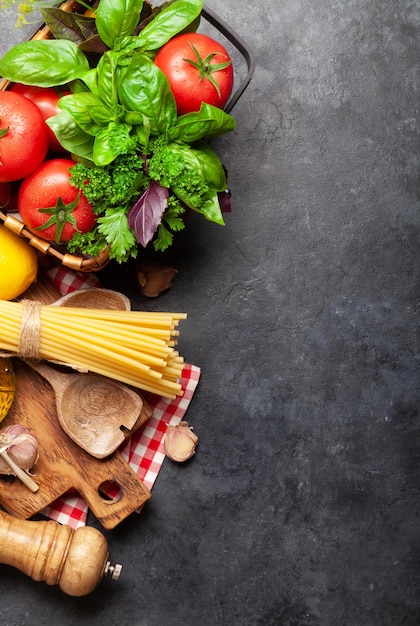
136, 262, 178, 298
0, 432, 39, 473
164, 421, 198, 463
0, 424, 39, 473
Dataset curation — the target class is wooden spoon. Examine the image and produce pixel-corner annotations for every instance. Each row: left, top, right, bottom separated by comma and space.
22, 274, 131, 311
27, 360, 151, 459
52, 288, 131, 311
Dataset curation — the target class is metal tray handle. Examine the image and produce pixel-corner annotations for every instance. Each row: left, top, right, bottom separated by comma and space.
202, 6, 256, 113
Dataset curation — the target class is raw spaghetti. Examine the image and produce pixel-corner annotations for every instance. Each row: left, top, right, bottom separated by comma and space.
0, 299, 187, 398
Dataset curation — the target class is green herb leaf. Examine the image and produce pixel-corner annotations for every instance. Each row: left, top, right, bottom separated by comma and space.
97, 207, 138, 262
99, 120, 138, 163
147, 138, 224, 224
46, 110, 95, 160
97, 51, 121, 108
96, 0, 145, 48
58, 93, 110, 135
67, 230, 107, 259
134, 0, 203, 50
195, 191, 225, 225
153, 222, 174, 252
70, 151, 146, 208
117, 52, 177, 134
192, 141, 227, 191
0, 39, 90, 86
168, 103, 236, 143
93, 126, 121, 165
154, 197, 186, 252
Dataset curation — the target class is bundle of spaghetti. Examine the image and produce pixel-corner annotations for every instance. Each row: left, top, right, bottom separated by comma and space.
0, 299, 187, 398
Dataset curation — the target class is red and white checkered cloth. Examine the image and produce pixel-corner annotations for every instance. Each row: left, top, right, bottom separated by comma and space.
40, 266, 200, 529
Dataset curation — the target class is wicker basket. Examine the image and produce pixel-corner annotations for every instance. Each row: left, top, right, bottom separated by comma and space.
0, 209, 110, 271
0, 1, 255, 273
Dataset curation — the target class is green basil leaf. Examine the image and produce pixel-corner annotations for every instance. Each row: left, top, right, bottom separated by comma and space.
46, 111, 95, 160
96, 0, 144, 48
90, 120, 137, 166
197, 191, 225, 225
134, 0, 203, 50
97, 51, 120, 108
168, 103, 236, 142
58, 93, 109, 135
133, 121, 151, 151
92, 104, 123, 125
173, 183, 225, 225
192, 142, 227, 191
117, 52, 176, 134
93, 127, 121, 166
79, 68, 99, 94
0, 39, 90, 87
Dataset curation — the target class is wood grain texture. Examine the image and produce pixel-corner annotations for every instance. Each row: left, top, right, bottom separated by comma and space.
27, 360, 152, 458
0, 359, 151, 530
0, 509, 111, 596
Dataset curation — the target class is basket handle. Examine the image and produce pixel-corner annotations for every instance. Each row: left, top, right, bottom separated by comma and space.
202, 6, 256, 114
1, 4, 255, 112
0, 211, 109, 272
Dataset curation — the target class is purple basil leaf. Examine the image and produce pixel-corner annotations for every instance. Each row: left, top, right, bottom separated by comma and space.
40, 8, 95, 45
128, 182, 169, 247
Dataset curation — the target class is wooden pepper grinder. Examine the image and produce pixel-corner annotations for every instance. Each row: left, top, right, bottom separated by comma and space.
0, 510, 122, 596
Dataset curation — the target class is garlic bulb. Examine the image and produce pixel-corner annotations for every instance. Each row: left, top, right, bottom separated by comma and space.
0, 424, 39, 492
136, 262, 178, 298
164, 421, 198, 463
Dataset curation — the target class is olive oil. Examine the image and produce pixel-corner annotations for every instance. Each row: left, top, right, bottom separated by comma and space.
0, 358, 15, 423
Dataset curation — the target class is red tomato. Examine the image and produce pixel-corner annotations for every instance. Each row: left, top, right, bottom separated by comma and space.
154, 33, 234, 115
11, 83, 69, 153
18, 159, 96, 244
0, 91, 49, 182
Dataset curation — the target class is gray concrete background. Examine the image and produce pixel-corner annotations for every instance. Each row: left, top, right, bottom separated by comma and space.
1, 1, 419, 624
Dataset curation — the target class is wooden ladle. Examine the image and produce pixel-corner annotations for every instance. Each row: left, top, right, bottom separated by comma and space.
27, 360, 151, 459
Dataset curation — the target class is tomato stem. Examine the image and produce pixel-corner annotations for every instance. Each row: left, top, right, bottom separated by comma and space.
183, 42, 232, 98
35, 193, 81, 244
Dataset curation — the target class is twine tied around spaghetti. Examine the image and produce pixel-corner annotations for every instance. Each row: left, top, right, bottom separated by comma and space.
0, 300, 87, 371
17, 300, 42, 360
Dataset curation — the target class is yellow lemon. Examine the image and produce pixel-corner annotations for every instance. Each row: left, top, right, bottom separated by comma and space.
0, 225, 38, 300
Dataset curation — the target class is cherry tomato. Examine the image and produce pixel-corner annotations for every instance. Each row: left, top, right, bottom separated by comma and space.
154, 33, 234, 115
0, 91, 49, 182
18, 158, 97, 244
11, 83, 69, 153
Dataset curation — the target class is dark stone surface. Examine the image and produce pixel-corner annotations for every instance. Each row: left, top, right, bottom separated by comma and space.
1, 1, 419, 624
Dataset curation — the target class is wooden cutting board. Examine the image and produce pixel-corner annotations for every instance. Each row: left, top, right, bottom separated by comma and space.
0, 359, 151, 530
